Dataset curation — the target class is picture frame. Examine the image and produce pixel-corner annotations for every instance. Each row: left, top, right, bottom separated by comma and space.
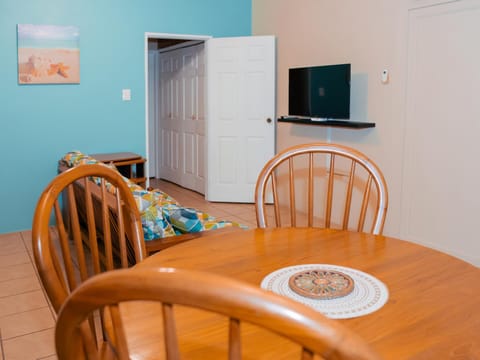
17, 24, 80, 84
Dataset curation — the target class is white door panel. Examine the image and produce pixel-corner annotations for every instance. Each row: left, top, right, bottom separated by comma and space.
180, 45, 205, 193
401, 0, 480, 266
147, 51, 157, 177
159, 52, 183, 185
206, 36, 276, 202
158, 44, 206, 193
158, 54, 174, 182
195, 47, 206, 192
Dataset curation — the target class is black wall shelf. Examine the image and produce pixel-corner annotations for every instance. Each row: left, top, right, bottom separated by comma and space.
277, 117, 375, 129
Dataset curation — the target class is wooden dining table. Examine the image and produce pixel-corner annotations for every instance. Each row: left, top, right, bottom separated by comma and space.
120, 228, 480, 359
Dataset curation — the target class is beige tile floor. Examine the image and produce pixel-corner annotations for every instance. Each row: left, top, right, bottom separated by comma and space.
0, 180, 257, 360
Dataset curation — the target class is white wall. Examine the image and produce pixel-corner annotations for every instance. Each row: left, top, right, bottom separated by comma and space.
252, 0, 479, 266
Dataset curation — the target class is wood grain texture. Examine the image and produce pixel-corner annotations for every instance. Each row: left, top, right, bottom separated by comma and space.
121, 228, 480, 359
32, 164, 147, 313
32, 164, 148, 356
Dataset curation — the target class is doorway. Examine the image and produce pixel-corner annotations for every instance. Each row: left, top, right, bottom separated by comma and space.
145, 33, 277, 202
145, 33, 211, 193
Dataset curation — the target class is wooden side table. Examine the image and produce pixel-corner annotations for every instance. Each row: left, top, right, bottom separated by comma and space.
90, 152, 146, 187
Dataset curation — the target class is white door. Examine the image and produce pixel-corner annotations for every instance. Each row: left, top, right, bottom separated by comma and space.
400, 0, 480, 266
158, 44, 205, 193
147, 51, 158, 177
206, 35, 276, 202
180, 44, 206, 193
158, 50, 183, 185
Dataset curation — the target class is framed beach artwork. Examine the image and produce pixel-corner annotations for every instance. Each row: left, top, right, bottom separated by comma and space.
17, 24, 80, 84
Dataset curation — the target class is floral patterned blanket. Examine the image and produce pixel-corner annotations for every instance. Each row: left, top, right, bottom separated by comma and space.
61, 151, 246, 241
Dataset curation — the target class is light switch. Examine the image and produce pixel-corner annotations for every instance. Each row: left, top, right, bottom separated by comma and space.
122, 89, 131, 101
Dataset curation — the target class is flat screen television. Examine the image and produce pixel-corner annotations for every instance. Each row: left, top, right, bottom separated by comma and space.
288, 63, 351, 120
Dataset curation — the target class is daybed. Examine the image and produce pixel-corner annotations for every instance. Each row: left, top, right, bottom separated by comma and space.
58, 151, 245, 255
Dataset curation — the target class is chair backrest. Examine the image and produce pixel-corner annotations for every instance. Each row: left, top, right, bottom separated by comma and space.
32, 163, 147, 314
255, 143, 388, 235
55, 267, 382, 360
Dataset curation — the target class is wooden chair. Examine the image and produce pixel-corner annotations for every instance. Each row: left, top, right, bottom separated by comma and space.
255, 143, 388, 235
55, 267, 382, 360
32, 163, 147, 314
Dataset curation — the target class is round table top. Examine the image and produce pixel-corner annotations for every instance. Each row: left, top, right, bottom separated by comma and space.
124, 228, 480, 359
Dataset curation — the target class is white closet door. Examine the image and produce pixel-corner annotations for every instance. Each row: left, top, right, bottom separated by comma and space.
180, 44, 205, 193
196, 45, 206, 193
158, 44, 205, 193
158, 52, 182, 184
401, 0, 480, 266
147, 51, 157, 177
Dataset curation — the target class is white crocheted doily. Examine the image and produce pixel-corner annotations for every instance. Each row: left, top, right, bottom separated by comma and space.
260, 264, 389, 319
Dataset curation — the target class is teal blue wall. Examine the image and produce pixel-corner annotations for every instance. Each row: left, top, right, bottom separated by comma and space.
0, 0, 252, 233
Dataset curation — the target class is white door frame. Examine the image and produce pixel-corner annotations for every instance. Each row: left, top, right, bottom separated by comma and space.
144, 32, 212, 188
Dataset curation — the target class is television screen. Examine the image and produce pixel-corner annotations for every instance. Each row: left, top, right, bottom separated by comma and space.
289, 64, 351, 120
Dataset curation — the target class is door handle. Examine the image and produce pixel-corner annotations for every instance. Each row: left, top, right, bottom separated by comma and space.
266, 118, 272, 123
